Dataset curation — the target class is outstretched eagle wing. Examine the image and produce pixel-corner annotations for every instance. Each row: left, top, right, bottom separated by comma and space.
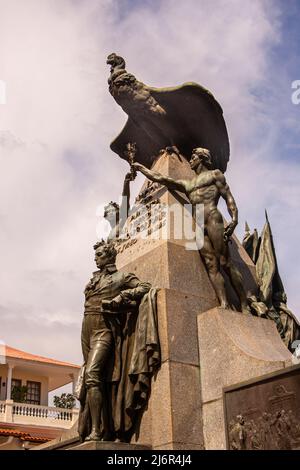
110, 81, 230, 172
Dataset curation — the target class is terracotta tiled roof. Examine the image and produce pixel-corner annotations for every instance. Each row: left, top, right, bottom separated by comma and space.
0, 428, 28, 438
0, 428, 50, 443
4, 345, 80, 369
0, 423, 64, 440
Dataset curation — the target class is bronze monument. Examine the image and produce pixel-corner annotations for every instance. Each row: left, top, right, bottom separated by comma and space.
34, 53, 299, 452
47, 54, 297, 452
77, 240, 160, 442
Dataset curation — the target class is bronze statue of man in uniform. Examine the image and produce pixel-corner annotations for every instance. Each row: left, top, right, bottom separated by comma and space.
133, 147, 249, 312
79, 240, 153, 441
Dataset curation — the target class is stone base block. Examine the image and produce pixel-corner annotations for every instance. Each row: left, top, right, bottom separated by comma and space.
67, 441, 150, 451
197, 307, 293, 449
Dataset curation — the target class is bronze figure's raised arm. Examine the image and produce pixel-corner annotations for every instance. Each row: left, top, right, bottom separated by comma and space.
133, 147, 249, 313
103, 170, 135, 241
133, 161, 187, 194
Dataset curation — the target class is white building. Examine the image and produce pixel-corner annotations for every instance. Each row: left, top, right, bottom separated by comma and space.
0, 344, 80, 449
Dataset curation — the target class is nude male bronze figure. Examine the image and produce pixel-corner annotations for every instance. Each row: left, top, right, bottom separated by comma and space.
133, 147, 249, 312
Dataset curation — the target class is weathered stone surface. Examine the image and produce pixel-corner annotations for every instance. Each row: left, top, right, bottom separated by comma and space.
132, 401, 152, 446
116, 153, 195, 268
135, 360, 204, 450
132, 360, 171, 448
67, 441, 150, 451
153, 442, 204, 450
202, 400, 226, 450
157, 289, 217, 365
131, 286, 210, 449
34, 436, 149, 451
118, 242, 218, 300
34, 435, 150, 451
198, 308, 292, 404
169, 361, 204, 447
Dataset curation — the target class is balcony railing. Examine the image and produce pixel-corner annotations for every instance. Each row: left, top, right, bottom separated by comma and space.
0, 400, 79, 429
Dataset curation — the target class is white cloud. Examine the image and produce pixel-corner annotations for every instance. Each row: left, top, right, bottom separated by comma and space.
0, 0, 299, 363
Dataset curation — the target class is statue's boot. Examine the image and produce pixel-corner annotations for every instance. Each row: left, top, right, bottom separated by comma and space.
85, 386, 102, 441
100, 383, 114, 441
85, 431, 102, 441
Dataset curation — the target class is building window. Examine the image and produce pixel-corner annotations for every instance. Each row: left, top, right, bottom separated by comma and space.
26, 381, 41, 405
11, 379, 22, 401
11, 378, 22, 391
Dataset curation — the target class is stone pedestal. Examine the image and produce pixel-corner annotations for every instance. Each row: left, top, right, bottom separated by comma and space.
31, 436, 149, 451
197, 307, 293, 449
117, 153, 217, 449
67, 441, 150, 451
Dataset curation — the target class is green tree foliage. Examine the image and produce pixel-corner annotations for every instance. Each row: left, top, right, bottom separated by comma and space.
11, 385, 28, 403
53, 393, 75, 409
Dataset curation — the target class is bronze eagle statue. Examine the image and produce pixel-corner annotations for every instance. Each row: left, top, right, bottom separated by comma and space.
107, 53, 230, 172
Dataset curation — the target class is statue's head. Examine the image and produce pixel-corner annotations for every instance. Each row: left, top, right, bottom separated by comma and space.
236, 414, 244, 425
190, 147, 213, 171
93, 240, 117, 269
104, 201, 119, 227
107, 53, 126, 70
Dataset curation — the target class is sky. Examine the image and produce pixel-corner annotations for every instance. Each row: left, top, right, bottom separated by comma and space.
1, 0, 300, 370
